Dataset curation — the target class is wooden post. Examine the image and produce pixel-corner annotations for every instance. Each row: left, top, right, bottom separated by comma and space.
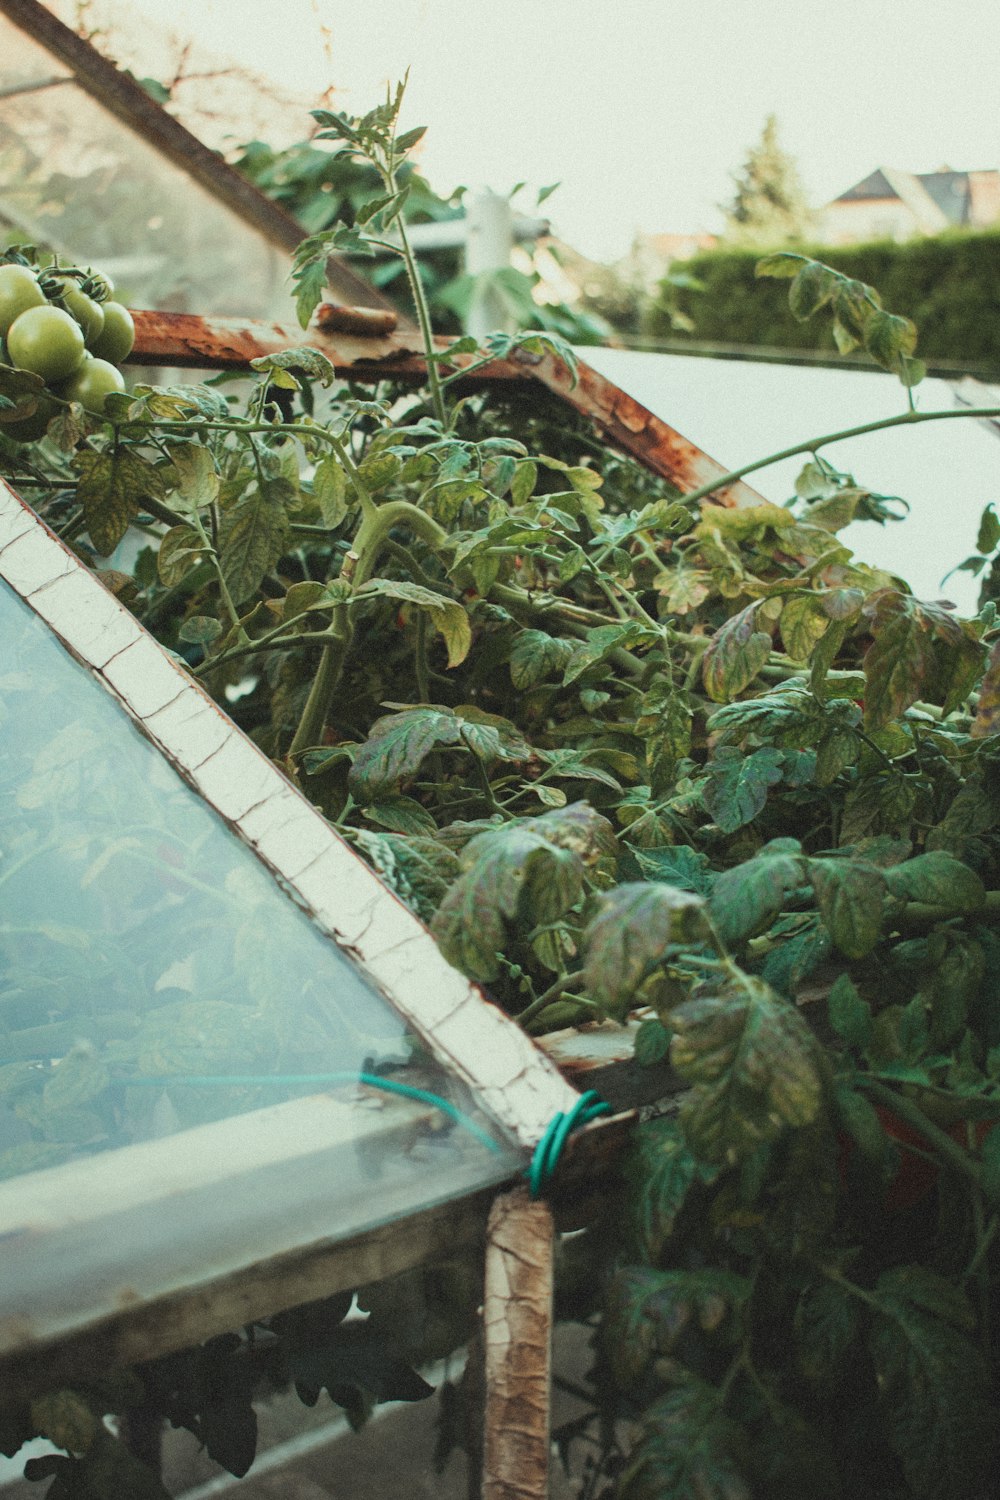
481, 1185, 554, 1500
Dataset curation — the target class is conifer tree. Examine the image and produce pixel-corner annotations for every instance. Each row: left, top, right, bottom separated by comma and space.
722, 114, 813, 245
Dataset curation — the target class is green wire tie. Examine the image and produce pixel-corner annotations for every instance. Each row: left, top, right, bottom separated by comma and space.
528, 1089, 611, 1198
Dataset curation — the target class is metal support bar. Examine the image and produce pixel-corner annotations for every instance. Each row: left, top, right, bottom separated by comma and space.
481, 1186, 554, 1500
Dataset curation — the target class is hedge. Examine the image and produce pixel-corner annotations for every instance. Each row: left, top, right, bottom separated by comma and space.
648, 230, 1000, 373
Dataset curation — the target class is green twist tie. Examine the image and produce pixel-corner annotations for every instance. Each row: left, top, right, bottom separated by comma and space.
528, 1089, 611, 1198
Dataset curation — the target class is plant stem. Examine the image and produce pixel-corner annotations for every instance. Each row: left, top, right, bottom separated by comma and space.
517, 970, 587, 1029
858, 1076, 983, 1186
680, 406, 1000, 507
395, 215, 447, 428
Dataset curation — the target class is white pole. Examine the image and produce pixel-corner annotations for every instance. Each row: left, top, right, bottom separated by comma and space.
465, 189, 516, 342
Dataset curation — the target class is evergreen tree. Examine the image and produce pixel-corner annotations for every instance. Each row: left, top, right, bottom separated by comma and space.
722, 114, 813, 245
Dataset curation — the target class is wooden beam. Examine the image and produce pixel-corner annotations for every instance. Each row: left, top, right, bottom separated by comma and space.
481, 1187, 555, 1500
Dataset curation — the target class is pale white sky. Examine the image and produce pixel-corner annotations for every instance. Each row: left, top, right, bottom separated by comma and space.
122, 0, 1000, 260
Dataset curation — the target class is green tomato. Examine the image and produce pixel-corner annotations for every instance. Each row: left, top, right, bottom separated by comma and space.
6, 305, 86, 382
0, 264, 46, 336
53, 278, 106, 346
59, 356, 126, 415
89, 301, 134, 363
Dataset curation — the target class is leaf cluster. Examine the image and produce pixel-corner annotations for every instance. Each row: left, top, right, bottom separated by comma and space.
4, 125, 1000, 1497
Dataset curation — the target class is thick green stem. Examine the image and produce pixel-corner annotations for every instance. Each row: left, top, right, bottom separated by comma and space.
858, 1076, 983, 1187
287, 616, 352, 761
681, 406, 1000, 507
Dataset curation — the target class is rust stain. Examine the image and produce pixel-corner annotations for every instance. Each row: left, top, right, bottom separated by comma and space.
316, 302, 399, 337
128, 311, 767, 508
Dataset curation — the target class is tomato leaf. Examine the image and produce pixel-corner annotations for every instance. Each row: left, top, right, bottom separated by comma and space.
883, 852, 985, 913
74, 448, 164, 555
808, 858, 886, 959
583, 882, 713, 1018
701, 746, 784, 833
218, 485, 291, 604
701, 603, 773, 702
671, 976, 823, 1162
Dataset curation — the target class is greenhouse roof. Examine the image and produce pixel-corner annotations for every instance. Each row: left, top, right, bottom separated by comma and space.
0, 478, 579, 1388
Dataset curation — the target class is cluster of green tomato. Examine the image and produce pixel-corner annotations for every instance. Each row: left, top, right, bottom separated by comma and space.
0, 258, 136, 441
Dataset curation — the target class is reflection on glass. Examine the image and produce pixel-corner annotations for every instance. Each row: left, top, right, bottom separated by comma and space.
0, 581, 516, 1198
0, 18, 290, 317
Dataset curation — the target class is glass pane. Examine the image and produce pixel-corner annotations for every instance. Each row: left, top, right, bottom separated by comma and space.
0, 17, 292, 318
0, 578, 519, 1210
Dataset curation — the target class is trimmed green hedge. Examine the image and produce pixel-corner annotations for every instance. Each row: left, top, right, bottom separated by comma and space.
648, 230, 1000, 373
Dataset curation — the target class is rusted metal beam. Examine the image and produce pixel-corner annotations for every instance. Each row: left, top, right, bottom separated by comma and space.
481, 1186, 555, 1500
127, 311, 766, 506
0, 0, 400, 317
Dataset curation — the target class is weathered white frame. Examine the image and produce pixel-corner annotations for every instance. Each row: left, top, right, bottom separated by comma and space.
0, 478, 579, 1385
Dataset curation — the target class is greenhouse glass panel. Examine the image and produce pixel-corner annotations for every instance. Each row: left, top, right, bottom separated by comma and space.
0, 488, 575, 1369
0, 15, 291, 316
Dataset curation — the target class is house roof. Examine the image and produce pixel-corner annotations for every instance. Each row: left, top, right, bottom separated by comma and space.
832, 165, 1000, 230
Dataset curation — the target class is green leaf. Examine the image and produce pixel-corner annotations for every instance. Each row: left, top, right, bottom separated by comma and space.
168, 443, 220, 512
808, 858, 885, 958
354, 831, 460, 923
632, 844, 715, 897
362, 795, 437, 836
618, 1376, 752, 1500
701, 603, 773, 702
354, 577, 471, 667
883, 852, 985, 913
702, 746, 784, 833
779, 595, 830, 661
30, 1390, 99, 1454
292, 257, 328, 329
708, 839, 803, 949
976, 503, 1000, 556
509, 629, 575, 688
794, 1279, 861, 1382
42, 1048, 110, 1112
74, 448, 164, 555
178, 614, 223, 646
582, 883, 713, 1018
863, 596, 935, 729
869, 1268, 996, 1500
310, 456, 349, 528
431, 819, 589, 981
218, 485, 291, 603
671, 974, 823, 1163
563, 621, 656, 684
788, 261, 837, 321
251, 345, 336, 387
827, 973, 874, 1051
864, 308, 918, 371
156, 525, 207, 587
634, 1017, 672, 1067
626, 1116, 709, 1261
606, 1267, 750, 1390
755, 251, 805, 280
348, 706, 464, 801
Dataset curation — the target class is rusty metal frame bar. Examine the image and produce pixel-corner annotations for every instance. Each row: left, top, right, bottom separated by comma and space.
126, 309, 767, 506
0, 0, 401, 316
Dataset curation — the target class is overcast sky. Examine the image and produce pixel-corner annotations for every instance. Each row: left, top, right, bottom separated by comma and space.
122, 0, 1000, 261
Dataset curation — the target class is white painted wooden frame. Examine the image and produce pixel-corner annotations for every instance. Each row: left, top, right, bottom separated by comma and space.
0, 478, 580, 1379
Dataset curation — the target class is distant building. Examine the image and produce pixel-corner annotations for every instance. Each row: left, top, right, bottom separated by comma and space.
820, 167, 1000, 244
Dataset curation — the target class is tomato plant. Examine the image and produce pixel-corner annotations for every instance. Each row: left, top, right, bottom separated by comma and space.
3, 83, 1000, 1500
